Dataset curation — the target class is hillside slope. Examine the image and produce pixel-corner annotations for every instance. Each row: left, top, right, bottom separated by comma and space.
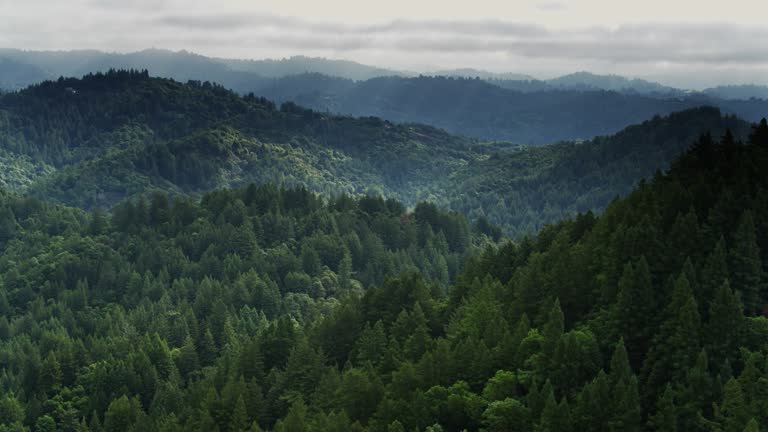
445, 108, 751, 234
0, 109, 766, 432
0, 73, 753, 236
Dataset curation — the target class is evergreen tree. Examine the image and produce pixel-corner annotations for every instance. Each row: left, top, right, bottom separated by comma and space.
642, 273, 701, 405
537, 392, 572, 432
743, 419, 760, 432
615, 257, 655, 369
699, 237, 729, 317
541, 298, 564, 360
0, 204, 16, 245
706, 280, 745, 368
230, 395, 249, 432
104, 396, 144, 432
715, 378, 751, 432
273, 400, 308, 432
729, 211, 764, 315
649, 385, 677, 432
355, 321, 387, 366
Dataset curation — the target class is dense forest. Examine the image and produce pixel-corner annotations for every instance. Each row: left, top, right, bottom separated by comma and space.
0, 71, 754, 236
0, 103, 767, 431
443, 107, 750, 234
0, 181, 495, 431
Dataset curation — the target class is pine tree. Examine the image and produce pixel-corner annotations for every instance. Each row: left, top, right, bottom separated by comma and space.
230, 395, 249, 432
538, 392, 572, 432
89, 207, 109, 235
274, 400, 308, 432
641, 274, 701, 408
104, 396, 144, 432
667, 209, 702, 272
174, 336, 200, 377
736, 352, 761, 416
541, 298, 564, 360
649, 385, 677, 432
699, 237, 729, 317
199, 327, 218, 366
675, 350, 715, 430
573, 371, 612, 430
338, 251, 353, 291
610, 338, 633, 386
610, 375, 642, 432
742, 419, 760, 432
403, 303, 432, 362
615, 257, 655, 369
38, 352, 62, 394
706, 280, 744, 368
355, 320, 387, 366
715, 378, 751, 432
0, 205, 17, 245
239, 338, 265, 383
729, 211, 764, 315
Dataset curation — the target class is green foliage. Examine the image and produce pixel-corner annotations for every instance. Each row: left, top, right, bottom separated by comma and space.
1, 72, 768, 432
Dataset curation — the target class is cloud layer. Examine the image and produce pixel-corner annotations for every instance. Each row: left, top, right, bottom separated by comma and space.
1, 0, 767, 88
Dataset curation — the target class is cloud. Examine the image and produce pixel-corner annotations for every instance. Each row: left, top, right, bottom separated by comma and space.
146, 13, 768, 66
1, 1, 767, 87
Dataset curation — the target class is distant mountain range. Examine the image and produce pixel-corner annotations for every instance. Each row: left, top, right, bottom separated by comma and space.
0, 71, 755, 234
1, 49, 766, 144
2, 48, 767, 97
0, 48, 402, 90
702, 84, 768, 100
255, 74, 767, 144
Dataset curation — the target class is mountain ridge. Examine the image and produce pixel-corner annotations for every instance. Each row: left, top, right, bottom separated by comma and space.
0, 71, 756, 236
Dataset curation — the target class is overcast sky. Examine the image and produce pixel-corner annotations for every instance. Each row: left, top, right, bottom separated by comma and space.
1, 0, 767, 88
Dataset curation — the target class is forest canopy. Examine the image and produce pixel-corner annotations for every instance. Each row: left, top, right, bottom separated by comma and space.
0, 98, 767, 430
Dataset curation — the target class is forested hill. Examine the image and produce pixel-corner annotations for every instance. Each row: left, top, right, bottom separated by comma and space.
444, 107, 751, 235
0, 70, 478, 208
447, 117, 768, 432
0, 109, 766, 431
0, 182, 488, 432
0, 71, 757, 237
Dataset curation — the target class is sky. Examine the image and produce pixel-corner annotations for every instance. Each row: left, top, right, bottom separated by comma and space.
1, 0, 767, 88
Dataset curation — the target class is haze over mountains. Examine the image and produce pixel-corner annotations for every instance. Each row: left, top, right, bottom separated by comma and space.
2, 49, 767, 144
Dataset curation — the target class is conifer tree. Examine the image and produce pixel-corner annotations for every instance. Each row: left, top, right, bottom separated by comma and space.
273, 400, 308, 432
706, 280, 744, 368
675, 350, 715, 430
355, 320, 387, 366
742, 419, 760, 432
715, 378, 751, 432
615, 258, 655, 369
649, 385, 677, 432
537, 392, 572, 432
699, 237, 729, 316
642, 273, 701, 404
729, 210, 764, 314
230, 395, 249, 432
541, 298, 564, 360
